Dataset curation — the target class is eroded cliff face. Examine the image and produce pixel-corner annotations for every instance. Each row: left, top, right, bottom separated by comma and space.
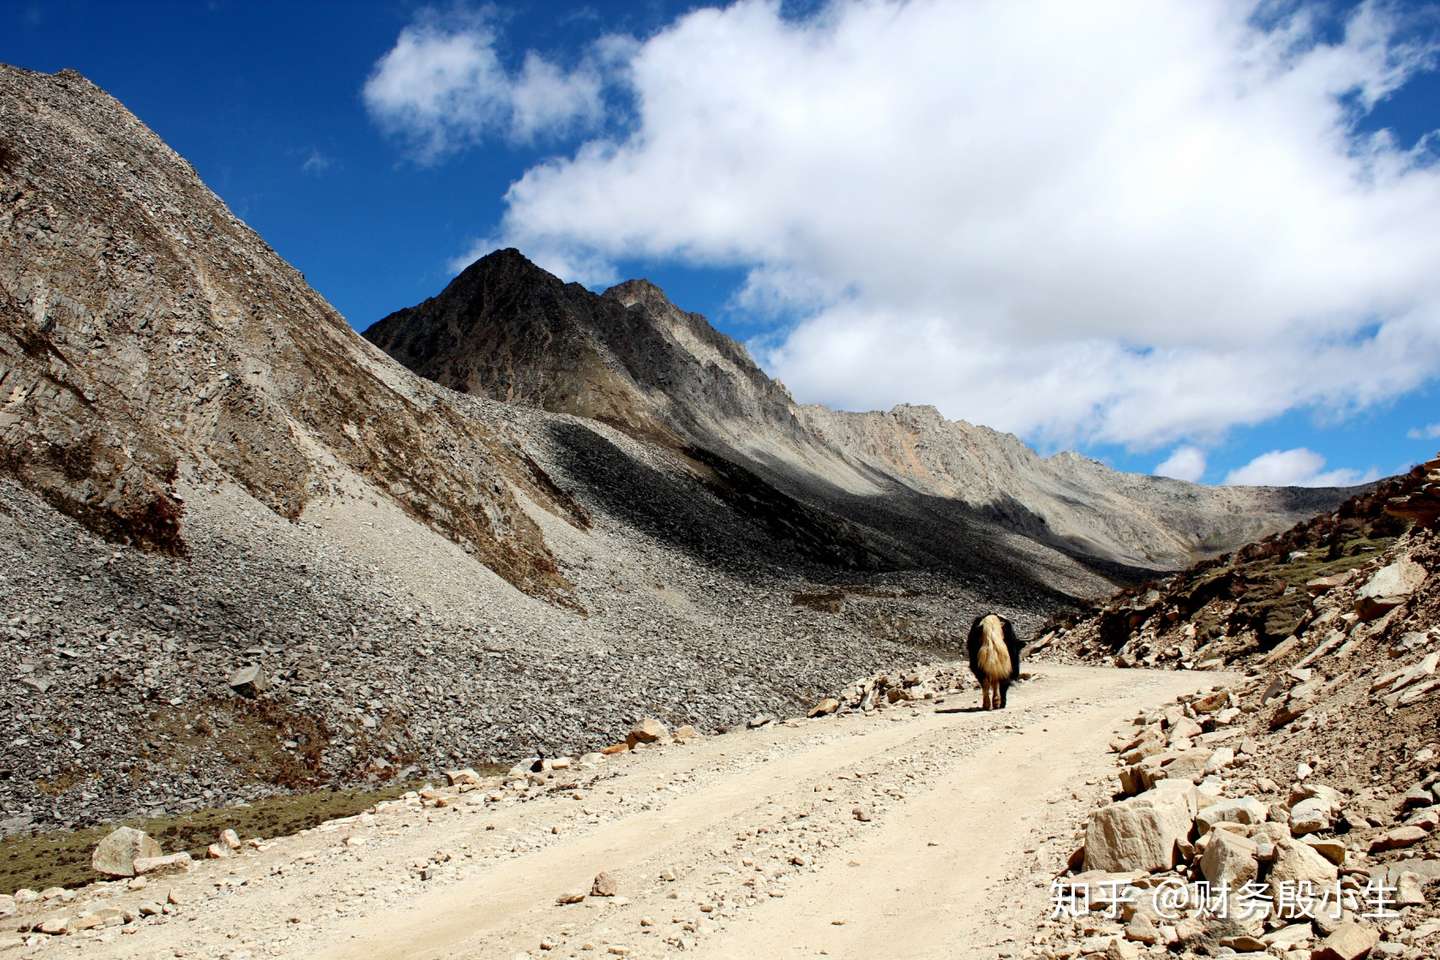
0, 65, 578, 601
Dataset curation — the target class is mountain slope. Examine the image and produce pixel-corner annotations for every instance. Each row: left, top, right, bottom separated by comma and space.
0, 67, 578, 601
365, 250, 1351, 571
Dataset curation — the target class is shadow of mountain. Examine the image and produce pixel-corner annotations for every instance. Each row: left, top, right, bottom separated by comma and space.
544, 420, 1149, 610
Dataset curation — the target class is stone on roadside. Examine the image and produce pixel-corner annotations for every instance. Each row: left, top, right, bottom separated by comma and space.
1199, 829, 1258, 887
1105, 937, 1140, 960
1289, 796, 1333, 836
1268, 838, 1338, 897
133, 852, 192, 876
1311, 920, 1379, 960
92, 826, 162, 878
626, 718, 668, 747
1196, 797, 1266, 834
1083, 786, 1195, 873
1124, 912, 1160, 945
591, 871, 618, 897
445, 769, 482, 787
220, 828, 241, 851
807, 697, 840, 718
672, 725, 700, 742
0, 895, 13, 918
1396, 871, 1427, 907
1303, 838, 1346, 866
1203, 747, 1235, 774
1369, 825, 1428, 853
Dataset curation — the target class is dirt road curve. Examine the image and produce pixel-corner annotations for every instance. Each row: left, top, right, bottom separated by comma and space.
63, 665, 1231, 960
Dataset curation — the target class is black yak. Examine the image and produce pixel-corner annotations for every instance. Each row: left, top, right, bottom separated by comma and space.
967, 613, 1023, 710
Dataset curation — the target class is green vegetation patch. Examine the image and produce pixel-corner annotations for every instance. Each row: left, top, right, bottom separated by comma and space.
0, 781, 435, 894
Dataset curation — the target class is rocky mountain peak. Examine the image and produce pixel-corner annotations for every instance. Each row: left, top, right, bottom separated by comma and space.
602, 277, 671, 311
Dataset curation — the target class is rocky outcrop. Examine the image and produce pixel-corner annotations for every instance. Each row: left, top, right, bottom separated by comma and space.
1035, 458, 1437, 669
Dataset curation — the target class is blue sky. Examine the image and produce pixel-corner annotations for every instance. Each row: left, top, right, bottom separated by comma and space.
5, 1, 1440, 486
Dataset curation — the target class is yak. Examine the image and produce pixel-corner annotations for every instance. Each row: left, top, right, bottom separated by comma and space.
967, 613, 1023, 710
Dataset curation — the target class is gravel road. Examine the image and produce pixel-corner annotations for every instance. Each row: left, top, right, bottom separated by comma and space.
18, 664, 1233, 960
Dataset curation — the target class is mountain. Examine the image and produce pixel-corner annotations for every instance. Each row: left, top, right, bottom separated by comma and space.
366, 250, 1349, 571
364, 250, 805, 445
0, 69, 575, 602
0, 64, 1353, 834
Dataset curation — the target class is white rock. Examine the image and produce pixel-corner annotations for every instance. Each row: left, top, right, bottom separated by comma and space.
1084, 786, 1196, 873
92, 827, 162, 878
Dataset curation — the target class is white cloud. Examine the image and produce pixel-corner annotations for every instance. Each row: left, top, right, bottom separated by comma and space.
300, 148, 332, 175
1154, 446, 1207, 482
1223, 447, 1378, 487
1408, 423, 1440, 439
478, 0, 1440, 450
364, 10, 604, 162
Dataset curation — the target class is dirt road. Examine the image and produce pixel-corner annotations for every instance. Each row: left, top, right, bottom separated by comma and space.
29, 664, 1231, 960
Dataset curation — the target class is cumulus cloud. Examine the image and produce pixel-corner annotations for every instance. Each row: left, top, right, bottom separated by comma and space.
1223, 448, 1379, 487
364, 10, 604, 162
1154, 446, 1207, 482
476, 0, 1440, 451
1408, 423, 1440, 439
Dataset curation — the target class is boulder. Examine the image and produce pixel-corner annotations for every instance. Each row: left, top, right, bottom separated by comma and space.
807, 697, 840, 718
227, 664, 266, 697
1197, 797, 1266, 835
1289, 796, 1333, 836
1369, 825, 1428, 852
1261, 923, 1313, 950
1199, 829, 1258, 887
1396, 871, 1427, 907
1157, 749, 1210, 783
445, 769, 482, 787
1268, 837, 1338, 898
1203, 747, 1235, 774
91, 826, 162, 878
1303, 838, 1346, 865
1084, 786, 1195, 873
627, 718, 668, 747
1311, 920, 1379, 960
672, 725, 700, 742
590, 871, 618, 897
1355, 557, 1427, 620
1168, 717, 1203, 741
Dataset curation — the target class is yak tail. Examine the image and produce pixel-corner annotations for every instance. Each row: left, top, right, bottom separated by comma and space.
976, 616, 1012, 681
